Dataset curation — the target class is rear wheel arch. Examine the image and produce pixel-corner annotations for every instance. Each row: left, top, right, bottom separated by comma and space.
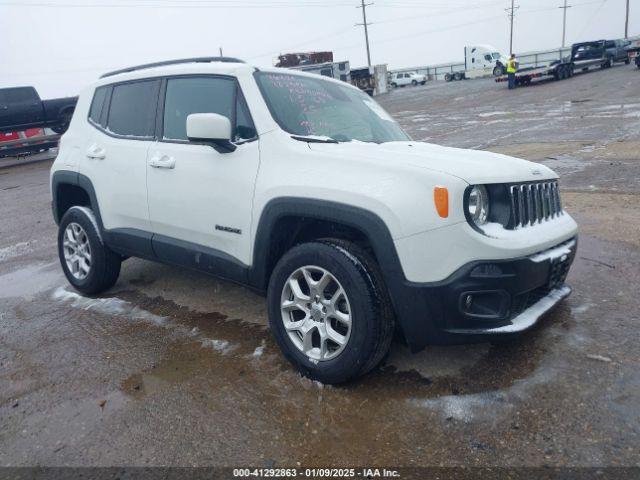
52, 171, 104, 232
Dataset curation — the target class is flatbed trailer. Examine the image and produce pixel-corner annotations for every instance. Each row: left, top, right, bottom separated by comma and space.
495, 57, 609, 86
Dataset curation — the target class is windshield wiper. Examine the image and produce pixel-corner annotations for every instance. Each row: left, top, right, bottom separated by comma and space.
291, 135, 339, 144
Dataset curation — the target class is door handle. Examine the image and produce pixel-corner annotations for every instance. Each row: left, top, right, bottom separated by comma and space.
86, 144, 106, 160
149, 154, 176, 169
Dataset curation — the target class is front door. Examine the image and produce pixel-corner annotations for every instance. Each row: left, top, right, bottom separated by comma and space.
146, 76, 260, 268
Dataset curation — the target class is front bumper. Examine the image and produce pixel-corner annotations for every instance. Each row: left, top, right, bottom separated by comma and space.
394, 237, 577, 350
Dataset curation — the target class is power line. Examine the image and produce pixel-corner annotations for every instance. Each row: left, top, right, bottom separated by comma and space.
355, 0, 373, 67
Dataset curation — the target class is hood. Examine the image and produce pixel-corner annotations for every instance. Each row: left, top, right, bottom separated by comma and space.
309, 141, 557, 185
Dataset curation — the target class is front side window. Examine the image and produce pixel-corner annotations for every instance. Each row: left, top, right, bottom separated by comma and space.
107, 80, 160, 138
163, 76, 255, 142
255, 71, 410, 144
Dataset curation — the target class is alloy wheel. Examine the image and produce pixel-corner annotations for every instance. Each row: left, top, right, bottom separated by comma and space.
62, 222, 92, 280
280, 265, 352, 361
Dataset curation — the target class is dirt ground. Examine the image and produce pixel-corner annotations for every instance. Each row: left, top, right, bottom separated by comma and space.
1, 64, 639, 470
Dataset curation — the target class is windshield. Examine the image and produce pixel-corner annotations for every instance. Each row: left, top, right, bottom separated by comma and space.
492, 52, 500, 59
255, 71, 411, 143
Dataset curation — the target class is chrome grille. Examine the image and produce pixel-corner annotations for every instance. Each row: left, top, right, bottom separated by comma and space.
508, 181, 563, 228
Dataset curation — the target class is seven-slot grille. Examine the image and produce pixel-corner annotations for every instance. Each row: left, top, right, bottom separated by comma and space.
508, 181, 563, 229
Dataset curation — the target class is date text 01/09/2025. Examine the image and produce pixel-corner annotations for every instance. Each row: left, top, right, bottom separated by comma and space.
232, 468, 400, 478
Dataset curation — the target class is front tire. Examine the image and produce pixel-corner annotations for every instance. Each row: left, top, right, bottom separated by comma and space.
58, 206, 121, 295
267, 239, 394, 384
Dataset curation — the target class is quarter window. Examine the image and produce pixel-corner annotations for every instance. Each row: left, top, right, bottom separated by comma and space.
106, 80, 160, 138
235, 90, 257, 141
88, 86, 108, 127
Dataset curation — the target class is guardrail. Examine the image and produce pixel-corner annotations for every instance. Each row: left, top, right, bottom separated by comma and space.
390, 46, 572, 81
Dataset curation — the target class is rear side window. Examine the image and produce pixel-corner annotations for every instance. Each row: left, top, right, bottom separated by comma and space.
88, 86, 108, 127
1, 87, 37, 103
162, 77, 240, 141
106, 80, 160, 138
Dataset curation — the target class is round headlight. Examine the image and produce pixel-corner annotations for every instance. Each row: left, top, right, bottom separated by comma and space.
468, 185, 489, 226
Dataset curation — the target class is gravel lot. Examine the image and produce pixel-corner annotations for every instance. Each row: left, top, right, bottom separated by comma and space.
1, 64, 639, 469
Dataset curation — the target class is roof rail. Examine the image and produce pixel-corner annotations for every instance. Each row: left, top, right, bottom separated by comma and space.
100, 57, 246, 79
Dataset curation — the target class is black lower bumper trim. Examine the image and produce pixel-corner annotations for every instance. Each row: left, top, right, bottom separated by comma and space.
394, 237, 577, 350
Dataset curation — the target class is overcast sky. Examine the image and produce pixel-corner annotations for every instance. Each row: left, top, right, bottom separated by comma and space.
1, 0, 637, 98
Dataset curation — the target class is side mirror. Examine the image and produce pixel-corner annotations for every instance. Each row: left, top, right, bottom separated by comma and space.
186, 113, 236, 153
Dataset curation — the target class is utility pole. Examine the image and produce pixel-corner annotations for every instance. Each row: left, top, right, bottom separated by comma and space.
219, 47, 224, 57
505, 0, 519, 55
625, 0, 630, 39
559, 0, 572, 48
356, 0, 373, 68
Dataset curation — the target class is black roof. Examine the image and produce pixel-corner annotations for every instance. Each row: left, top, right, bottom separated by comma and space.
100, 57, 246, 79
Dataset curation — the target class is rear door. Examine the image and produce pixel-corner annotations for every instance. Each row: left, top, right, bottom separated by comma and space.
80, 79, 160, 250
146, 75, 260, 266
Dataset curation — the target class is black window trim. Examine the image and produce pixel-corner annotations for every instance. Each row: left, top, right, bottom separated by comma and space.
86, 78, 162, 142
156, 73, 258, 147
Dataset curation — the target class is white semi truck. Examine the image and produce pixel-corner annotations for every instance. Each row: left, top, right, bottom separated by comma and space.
445, 45, 509, 81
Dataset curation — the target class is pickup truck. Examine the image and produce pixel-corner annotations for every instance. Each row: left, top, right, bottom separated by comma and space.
0, 87, 77, 135
605, 39, 631, 64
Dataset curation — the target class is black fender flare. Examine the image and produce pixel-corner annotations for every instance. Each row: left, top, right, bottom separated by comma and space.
51, 170, 104, 231
248, 197, 436, 348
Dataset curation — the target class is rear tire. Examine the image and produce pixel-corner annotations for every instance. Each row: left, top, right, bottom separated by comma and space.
444, 73, 453, 82
51, 111, 73, 134
411, 80, 418, 86
58, 206, 121, 295
267, 239, 394, 384
391, 82, 397, 88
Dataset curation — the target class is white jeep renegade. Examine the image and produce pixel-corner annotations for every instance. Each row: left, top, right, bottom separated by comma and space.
51, 57, 578, 384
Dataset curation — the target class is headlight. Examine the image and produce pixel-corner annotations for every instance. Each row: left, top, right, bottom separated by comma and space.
467, 185, 490, 226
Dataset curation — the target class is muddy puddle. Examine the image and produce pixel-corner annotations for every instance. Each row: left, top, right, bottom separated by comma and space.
41, 284, 572, 419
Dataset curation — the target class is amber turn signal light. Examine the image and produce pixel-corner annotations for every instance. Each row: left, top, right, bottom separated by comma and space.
434, 187, 449, 218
